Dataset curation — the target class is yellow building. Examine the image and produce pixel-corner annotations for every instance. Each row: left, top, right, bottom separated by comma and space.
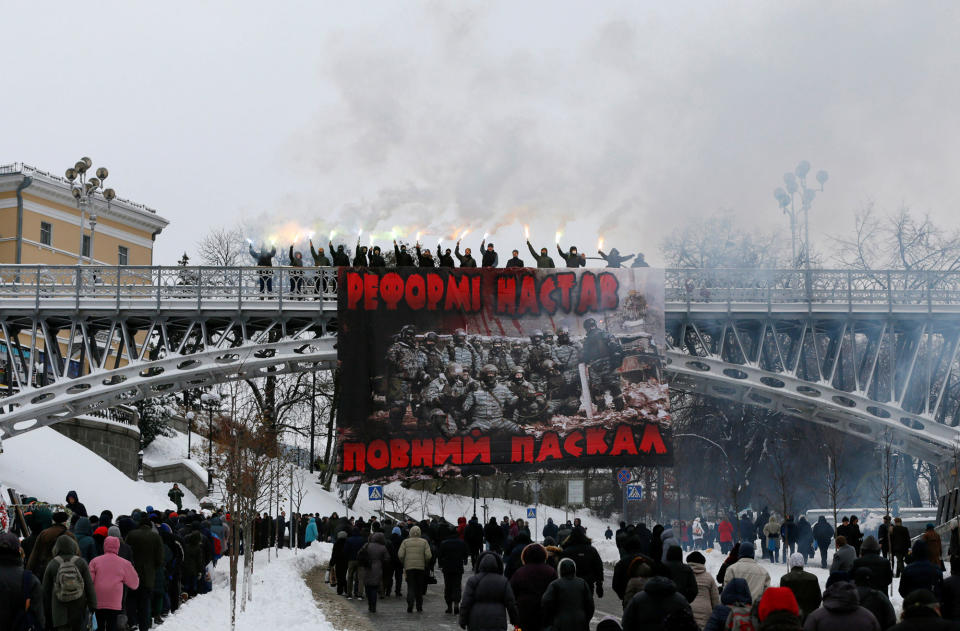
0, 162, 168, 265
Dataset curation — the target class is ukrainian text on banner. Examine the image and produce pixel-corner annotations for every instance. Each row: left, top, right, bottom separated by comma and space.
336, 267, 671, 480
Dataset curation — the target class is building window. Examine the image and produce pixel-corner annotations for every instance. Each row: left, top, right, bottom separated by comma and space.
82, 235, 91, 258
40, 222, 52, 246
118, 246, 129, 266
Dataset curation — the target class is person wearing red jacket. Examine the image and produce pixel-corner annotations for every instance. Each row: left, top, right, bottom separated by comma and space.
456, 516, 467, 540
718, 518, 735, 554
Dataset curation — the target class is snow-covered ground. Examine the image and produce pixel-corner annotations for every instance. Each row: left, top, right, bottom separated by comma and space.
0, 427, 200, 514
157, 542, 335, 631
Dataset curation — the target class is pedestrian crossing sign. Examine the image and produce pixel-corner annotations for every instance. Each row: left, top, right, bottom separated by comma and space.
527, 507, 536, 519
368, 485, 383, 501
626, 484, 643, 501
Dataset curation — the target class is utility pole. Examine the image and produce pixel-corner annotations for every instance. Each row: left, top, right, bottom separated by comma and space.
309, 369, 316, 473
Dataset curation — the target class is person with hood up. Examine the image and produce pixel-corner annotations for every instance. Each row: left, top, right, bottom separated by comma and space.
557, 244, 586, 268
352, 244, 368, 267
509, 543, 557, 631
89, 536, 139, 631
454, 242, 477, 268
27, 511, 75, 579
304, 517, 319, 545
437, 244, 455, 268
42, 534, 97, 631
414, 243, 435, 267
559, 528, 605, 599
764, 515, 782, 563
852, 536, 893, 592
65, 491, 87, 518
359, 532, 391, 613
889, 588, 960, 630
331, 531, 348, 596
526, 240, 556, 268
662, 546, 697, 603
598, 248, 634, 268
704, 578, 753, 631
73, 517, 98, 563
394, 240, 415, 266
505, 250, 524, 267
329, 242, 350, 266
851, 567, 896, 630
717, 516, 735, 554
803, 580, 880, 630
757, 587, 803, 630
659, 526, 679, 562
542, 558, 593, 631
621, 554, 655, 609
621, 575, 691, 631
631, 253, 649, 267
344, 527, 366, 599
796, 516, 814, 561
438, 526, 469, 614
249, 242, 277, 293
723, 541, 771, 604
813, 516, 834, 569
480, 240, 498, 267
830, 536, 856, 573
125, 516, 164, 630
899, 539, 944, 600
0, 532, 44, 630
398, 525, 432, 613
780, 553, 821, 622
687, 550, 720, 627
459, 551, 518, 631
739, 512, 756, 545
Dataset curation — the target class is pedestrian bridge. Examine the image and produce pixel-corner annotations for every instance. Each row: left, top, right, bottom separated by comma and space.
1, 265, 959, 463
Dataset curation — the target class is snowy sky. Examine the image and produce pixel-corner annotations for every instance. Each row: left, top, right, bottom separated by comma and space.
3, 1, 959, 265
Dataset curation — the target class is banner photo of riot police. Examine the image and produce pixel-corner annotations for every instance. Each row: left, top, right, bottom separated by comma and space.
336, 267, 671, 481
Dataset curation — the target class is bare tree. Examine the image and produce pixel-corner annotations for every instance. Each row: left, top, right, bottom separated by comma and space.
661, 212, 786, 269
824, 434, 850, 535
197, 226, 248, 267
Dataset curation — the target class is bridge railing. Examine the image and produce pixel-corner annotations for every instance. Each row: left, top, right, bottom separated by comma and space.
665, 268, 960, 306
0, 265, 340, 308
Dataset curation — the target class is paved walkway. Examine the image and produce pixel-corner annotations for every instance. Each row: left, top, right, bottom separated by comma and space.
305, 563, 625, 631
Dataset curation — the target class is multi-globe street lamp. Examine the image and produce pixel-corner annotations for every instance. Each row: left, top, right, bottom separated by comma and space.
64, 157, 116, 265
774, 160, 828, 269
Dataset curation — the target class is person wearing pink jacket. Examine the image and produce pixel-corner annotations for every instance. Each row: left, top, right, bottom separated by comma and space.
89, 536, 140, 631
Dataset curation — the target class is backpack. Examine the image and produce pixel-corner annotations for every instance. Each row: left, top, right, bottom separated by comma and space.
725, 605, 757, 631
357, 545, 371, 569
53, 556, 85, 603
211, 533, 223, 557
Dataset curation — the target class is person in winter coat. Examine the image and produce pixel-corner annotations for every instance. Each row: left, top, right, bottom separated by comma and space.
542, 558, 593, 631
724, 542, 771, 603
848, 516, 864, 556
359, 532, 391, 613
852, 567, 897, 630
942, 553, 960, 621
621, 555, 656, 609
780, 553, 821, 622
181, 527, 205, 596
0, 532, 45, 630
889, 588, 960, 630
781, 516, 799, 559
304, 517, 319, 545
852, 536, 893, 593
526, 241, 556, 268
687, 550, 720, 628
344, 528, 366, 598
459, 551, 518, 631
43, 534, 97, 631
923, 523, 945, 568
398, 525, 432, 612
812, 517, 834, 569
89, 536, 139, 631
764, 515, 782, 563
649, 524, 664, 564
73, 517, 98, 563
125, 517, 164, 631
717, 518, 734, 554
454, 242, 477, 268
622, 575, 691, 631
65, 491, 87, 518
510, 544, 558, 631
504, 532, 532, 579
758, 587, 803, 631
716, 542, 740, 587
662, 546, 697, 603
890, 517, 912, 577
505, 250, 524, 268
796, 516, 814, 561
438, 526, 469, 614
704, 578, 753, 631
543, 518, 559, 542
484, 518, 506, 554
659, 527, 679, 562
27, 511, 76, 579
464, 517, 484, 570
830, 536, 856, 573
598, 248, 635, 268
740, 513, 756, 544
331, 531, 349, 595
557, 244, 586, 268
899, 539, 944, 601
803, 580, 880, 631
559, 528, 605, 598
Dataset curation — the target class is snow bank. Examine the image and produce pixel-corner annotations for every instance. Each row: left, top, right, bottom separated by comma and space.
0, 427, 199, 514
157, 542, 333, 631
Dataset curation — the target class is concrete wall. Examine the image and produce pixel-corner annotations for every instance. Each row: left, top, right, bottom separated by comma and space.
143, 461, 208, 499
52, 416, 140, 479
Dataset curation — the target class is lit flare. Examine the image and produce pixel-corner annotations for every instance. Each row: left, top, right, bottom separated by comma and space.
597, 236, 604, 251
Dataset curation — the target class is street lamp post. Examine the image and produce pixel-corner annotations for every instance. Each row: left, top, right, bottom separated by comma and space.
185, 410, 195, 459
200, 391, 221, 468
773, 161, 828, 269
64, 157, 116, 264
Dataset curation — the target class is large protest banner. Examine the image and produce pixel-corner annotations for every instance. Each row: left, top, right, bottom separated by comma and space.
337, 267, 671, 480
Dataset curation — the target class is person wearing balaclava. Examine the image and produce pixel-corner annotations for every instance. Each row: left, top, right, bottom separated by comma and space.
557, 243, 586, 268
369, 246, 386, 267
394, 240, 415, 266
437, 243, 455, 268
329, 241, 350, 266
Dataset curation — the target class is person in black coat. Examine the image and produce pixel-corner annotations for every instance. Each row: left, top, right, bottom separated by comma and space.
331, 532, 349, 596
484, 518, 505, 554
849, 515, 864, 555
505, 250, 524, 268
889, 588, 960, 631
464, 517, 484, 571
891, 517, 912, 577
813, 516, 834, 569
504, 532, 532, 579
559, 528, 605, 599
796, 516, 814, 560
853, 567, 897, 629
65, 490, 88, 518
509, 544, 557, 631
622, 575, 692, 631
437, 527, 469, 614
853, 536, 894, 592
739, 514, 755, 544
900, 539, 944, 601
542, 558, 594, 631
663, 545, 698, 603
459, 552, 518, 631
941, 554, 960, 621
0, 532, 45, 630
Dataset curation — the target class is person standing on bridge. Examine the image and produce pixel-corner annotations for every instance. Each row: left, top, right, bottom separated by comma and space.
289, 246, 306, 297
526, 240, 555, 268
598, 248, 634, 268
455, 241, 477, 268
394, 240, 415, 267
480, 240, 498, 267
329, 242, 350, 267
557, 243, 586, 268
249, 242, 277, 295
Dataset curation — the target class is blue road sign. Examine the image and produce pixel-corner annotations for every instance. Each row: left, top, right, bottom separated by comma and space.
368, 485, 383, 501
616, 468, 632, 485
626, 484, 643, 501
527, 507, 536, 519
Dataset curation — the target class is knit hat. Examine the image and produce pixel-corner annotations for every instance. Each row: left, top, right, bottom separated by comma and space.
0, 533, 20, 552
739, 541, 755, 559
94, 526, 109, 537
107, 526, 123, 539
758, 587, 799, 622
686, 551, 706, 564
392, 526, 401, 536
788, 552, 805, 569
861, 535, 881, 552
